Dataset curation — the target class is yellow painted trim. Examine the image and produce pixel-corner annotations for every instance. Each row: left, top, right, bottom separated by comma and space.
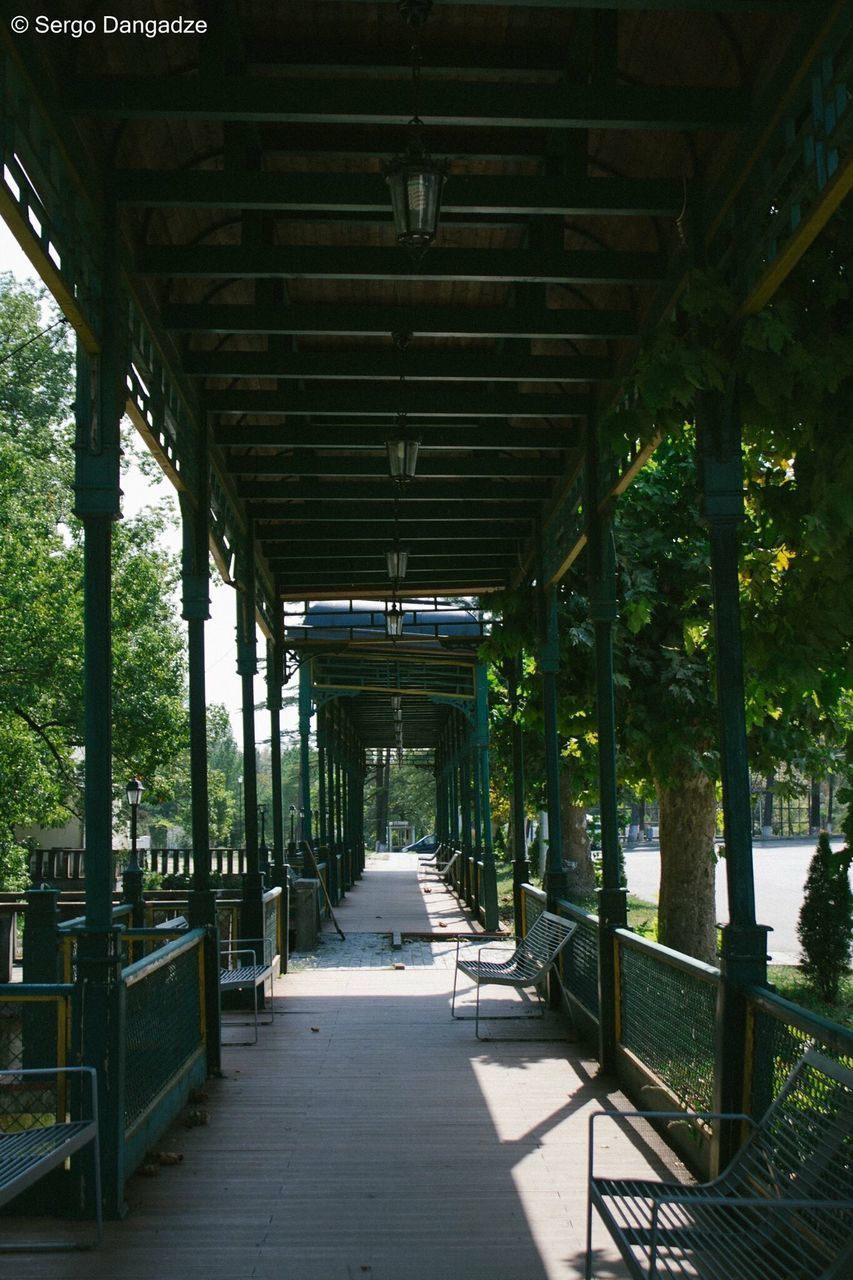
61, 936, 74, 985
197, 938, 207, 1050
613, 935, 622, 1044
0, 188, 99, 354
737, 160, 853, 318
124, 399, 186, 494
314, 679, 475, 699
742, 1003, 755, 1120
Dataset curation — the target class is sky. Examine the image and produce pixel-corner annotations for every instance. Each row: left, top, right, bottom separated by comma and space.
0, 219, 299, 748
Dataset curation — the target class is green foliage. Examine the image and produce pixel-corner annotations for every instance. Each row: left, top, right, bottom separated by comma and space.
797, 833, 853, 1003
0, 275, 188, 876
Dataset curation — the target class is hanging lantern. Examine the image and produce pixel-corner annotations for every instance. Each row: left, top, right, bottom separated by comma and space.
385, 2, 446, 259
385, 133, 446, 259
385, 603, 405, 639
386, 416, 420, 484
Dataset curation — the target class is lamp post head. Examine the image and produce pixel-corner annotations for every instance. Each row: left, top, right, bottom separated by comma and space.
126, 777, 143, 808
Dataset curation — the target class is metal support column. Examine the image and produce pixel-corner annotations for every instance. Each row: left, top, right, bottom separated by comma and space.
73, 200, 126, 1215
507, 656, 530, 939
236, 533, 264, 949
586, 420, 628, 1073
697, 384, 770, 1171
476, 664, 499, 931
540, 589, 569, 907
298, 661, 313, 848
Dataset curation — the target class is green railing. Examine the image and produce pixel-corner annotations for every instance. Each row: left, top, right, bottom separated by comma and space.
120, 929, 207, 1178
520, 881, 853, 1175
521, 885, 600, 1023
616, 929, 718, 1115
746, 984, 853, 1116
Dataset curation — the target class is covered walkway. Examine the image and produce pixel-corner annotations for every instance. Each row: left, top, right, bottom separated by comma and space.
7, 856, 681, 1278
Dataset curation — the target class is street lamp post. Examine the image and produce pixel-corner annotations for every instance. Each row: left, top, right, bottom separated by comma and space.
123, 776, 144, 924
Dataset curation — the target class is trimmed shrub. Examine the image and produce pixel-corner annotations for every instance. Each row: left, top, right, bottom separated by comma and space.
797, 832, 853, 1002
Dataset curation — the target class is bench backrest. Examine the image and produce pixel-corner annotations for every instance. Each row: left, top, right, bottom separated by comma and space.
514, 911, 577, 981
726, 1048, 852, 1193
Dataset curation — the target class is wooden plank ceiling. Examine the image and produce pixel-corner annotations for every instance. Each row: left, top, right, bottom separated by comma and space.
44, 0, 808, 603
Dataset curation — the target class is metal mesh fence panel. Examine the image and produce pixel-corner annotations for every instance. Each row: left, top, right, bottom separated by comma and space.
0, 994, 69, 1130
748, 995, 853, 1118
619, 941, 717, 1113
564, 917, 599, 1017
123, 943, 202, 1134
264, 894, 278, 959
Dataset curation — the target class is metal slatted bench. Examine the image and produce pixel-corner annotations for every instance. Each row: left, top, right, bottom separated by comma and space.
586, 1048, 853, 1280
0, 1066, 101, 1252
219, 937, 276, 1045
451, 910, 577, 1039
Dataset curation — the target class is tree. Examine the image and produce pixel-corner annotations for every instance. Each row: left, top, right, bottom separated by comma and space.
0, 274, 188, 877
797, 833, 852, 1003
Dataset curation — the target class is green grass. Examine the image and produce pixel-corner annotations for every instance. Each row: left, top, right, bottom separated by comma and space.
767, 966, 853, 1030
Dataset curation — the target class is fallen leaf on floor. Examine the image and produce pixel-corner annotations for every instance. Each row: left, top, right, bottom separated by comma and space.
156, 1151, 184, 1166
438, 921, 447, 928
393, 963, 405, 970
137, 1163, 159, 1177
310, 1026, 320, 1033
184, 1108, 209, 1128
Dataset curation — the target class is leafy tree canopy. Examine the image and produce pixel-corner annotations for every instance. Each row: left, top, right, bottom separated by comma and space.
0, 274, 188, 875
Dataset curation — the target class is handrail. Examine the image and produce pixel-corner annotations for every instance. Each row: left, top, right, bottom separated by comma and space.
614, 927, 721, 984
58, 902, 134, 932
122, 928, 205, 988
0, 982, 74, 995
745, 983, 853, 1056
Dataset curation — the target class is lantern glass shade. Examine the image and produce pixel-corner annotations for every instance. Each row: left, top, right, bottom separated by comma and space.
385, 150, 445, 256
385, 604, 405, 638
386, 546, 409, 580
386, 436, 419, 483
125, 777, 143, 808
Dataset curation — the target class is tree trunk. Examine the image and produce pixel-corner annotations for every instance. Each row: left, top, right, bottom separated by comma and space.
657, 770, 718, 964
559, 769, 597, 900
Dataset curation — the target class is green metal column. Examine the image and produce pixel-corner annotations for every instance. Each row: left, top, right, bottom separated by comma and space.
179, 456, 221, 1073
507, 656, 530, 939
317, 706, 327, 843
180, 479, 213, 923
236, 533, 264, 949
458, 717, 473, 905
540, 589, 569, 907
697, 384, 770, 1170
267, 615, 286, 888
476, 665, 499, 931
586, 421, 628, 1073
466, 732, 479, 911
298, 662, 313, 847
73, 200, 126, 1216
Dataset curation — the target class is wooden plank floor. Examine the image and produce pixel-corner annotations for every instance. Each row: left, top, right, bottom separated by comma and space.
322, 849, 481, 935
5, 856, 680, 1277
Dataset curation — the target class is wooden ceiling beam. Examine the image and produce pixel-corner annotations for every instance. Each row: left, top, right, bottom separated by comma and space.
163, 303, 635, 339
187, 349, 612, 383
206, 387, 587, 418
69, 77, 748, 130
227, 454, 567, 479
118, 170, 684, 216
138, 244, 664, 285
214, 424, 577, 449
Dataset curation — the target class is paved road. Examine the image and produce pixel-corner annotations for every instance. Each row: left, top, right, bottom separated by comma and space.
624, 837, 849, 965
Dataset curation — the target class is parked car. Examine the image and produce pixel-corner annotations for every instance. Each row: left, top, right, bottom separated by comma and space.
401, 833, 438, 854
